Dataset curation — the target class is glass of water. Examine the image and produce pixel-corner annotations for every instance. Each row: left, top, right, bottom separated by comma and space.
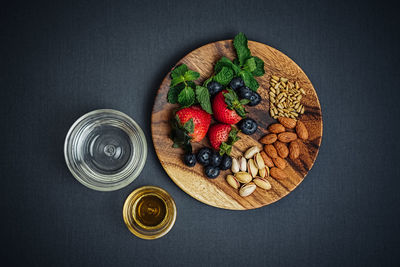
64, 109, 147, 191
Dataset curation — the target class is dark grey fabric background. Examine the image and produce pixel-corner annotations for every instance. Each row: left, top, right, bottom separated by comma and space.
1, 0, 399, 266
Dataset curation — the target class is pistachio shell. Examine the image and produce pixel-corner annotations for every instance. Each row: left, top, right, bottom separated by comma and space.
226, 175, 240, 189
239, 157, 247, 172
247, 159, 258, 178
244, 146, 260, 159
231, 158, 239, 173
255, 152, 265, 169
253, 177, 272, 190
239, 182, 257, 197
259, 167, 266, 178
234, 172, 252, 184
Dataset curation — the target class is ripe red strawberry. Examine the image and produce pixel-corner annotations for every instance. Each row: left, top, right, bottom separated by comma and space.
170, 106, 211, 151
212, 89, 247, 124
208, 123, 240, 155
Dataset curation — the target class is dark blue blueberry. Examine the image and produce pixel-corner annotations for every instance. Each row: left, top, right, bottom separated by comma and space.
183, 153, 196, 167
238, 118, 258, 135
204, 165, 220, 179
207, 81, 223, 96
237, 87, 253, 100
248, 91, 261, 106
219, 154, 232, 170
229, 77, 244, 91
209, 152, 222, 167
197, 147, 212, 166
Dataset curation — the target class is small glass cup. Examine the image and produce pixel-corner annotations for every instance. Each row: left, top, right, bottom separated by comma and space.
64, 109, 147, 191
123, 186, 177, 240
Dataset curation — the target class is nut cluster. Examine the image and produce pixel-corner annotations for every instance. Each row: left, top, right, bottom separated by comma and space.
269, 76, 305, 119
226, 146, 272, 197
259, 117, 309, 180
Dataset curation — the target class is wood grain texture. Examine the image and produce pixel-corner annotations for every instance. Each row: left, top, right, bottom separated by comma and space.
151, 40, 323, 210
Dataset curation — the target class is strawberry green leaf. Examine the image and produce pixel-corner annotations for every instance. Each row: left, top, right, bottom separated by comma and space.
223, 89, 247, 118
252, 56, 265, 77
218, 126, 240, 156
233, 33, 251, 67
240, 98, 250, 105
183, 118, 194, 134
195, 85, 213, 114
214, 66, 234, 86
169, 115, 193, 153
178, 86, 195, 107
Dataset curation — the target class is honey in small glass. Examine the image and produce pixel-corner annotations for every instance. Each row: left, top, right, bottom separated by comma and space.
134, 195, 167, 228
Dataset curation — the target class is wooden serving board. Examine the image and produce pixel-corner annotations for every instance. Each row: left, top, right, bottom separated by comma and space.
151, 40, 322, 210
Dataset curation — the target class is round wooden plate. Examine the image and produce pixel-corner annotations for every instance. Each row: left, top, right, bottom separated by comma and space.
151, 40, 322, 210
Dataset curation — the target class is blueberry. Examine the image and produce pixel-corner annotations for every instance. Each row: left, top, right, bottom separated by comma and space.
237, 87, 253, 100
238, 118, 258, 135
197, 147, 212, 165
229, 77, 244, 91
209, 152, 222, 167
207, 81, 223, 96
219, 154, 232, 170
204, 165, 220, 179
183, 153, 196, 167
248, 91, 261, 106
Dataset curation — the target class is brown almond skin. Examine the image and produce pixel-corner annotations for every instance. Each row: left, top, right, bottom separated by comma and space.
260, 151, 274, 168
270, 167, 287, 179
267, 123, 285, 133
278, 132, 297, 143
264, 144, 278, 158
289, 141, 300, 160
278, 117, 297, 129
259, 133, 277, 145
296, 121, 309, 140
272, 157, 287, 170
274, 141, 289, 158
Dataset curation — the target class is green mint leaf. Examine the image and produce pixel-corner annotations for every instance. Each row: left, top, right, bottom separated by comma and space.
184, 70, 200, 82
183, 118, 194, 134
240, 71, 259, 92
171, 64, 188, 79
240, 98, 250, 105
214, 66, 234, 86
243, 57, 256, 72
195, 85, 213, 114
215, 57, 241, 75
171, 76, 185, 87
167, 83, 184, 104
203, 76, 214, 87
233, 33, 251, 66
178, 86, 195, 107
252, 56, 265, 77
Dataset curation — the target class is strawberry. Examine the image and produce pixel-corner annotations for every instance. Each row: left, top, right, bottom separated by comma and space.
208, 123, 240, 155
170, 105, 211, 151
212, 89, 248, 124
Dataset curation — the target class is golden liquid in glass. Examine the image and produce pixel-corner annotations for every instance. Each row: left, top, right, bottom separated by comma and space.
134, 195, 167, 228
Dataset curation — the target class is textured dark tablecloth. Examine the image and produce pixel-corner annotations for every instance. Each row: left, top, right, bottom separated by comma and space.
1, 0, 399, 266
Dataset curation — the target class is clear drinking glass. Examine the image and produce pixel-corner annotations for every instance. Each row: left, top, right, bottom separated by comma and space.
64, 109, 147, 191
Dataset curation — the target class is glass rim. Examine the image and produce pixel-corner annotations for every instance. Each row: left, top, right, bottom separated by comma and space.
64, 109, 147, 191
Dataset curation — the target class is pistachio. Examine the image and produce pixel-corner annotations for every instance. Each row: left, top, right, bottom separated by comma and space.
239, 157, 247, 172
235, 172, 252, 184
226, 175, 240, 189
253, 177, 272, 190
258, 167, 266, 178
255, 152, 265, 169
239, 182, 257, 197
244, 146, 260, 159
247, 159, 258, 178
231, 158, 239, 173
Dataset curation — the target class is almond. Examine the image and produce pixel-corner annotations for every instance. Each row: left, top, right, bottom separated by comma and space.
259, 133, 277, 145
274, 141, 289, 158
296, 121, 309, 140
267, 123, 285, 133
264, 144, 278, 158
272, 157, 287, 170
278, 117, 296, 129
260, 151, 274, 168
277, 132, 297, 143
289, 141, 300, 160
270, 167, 287, 179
